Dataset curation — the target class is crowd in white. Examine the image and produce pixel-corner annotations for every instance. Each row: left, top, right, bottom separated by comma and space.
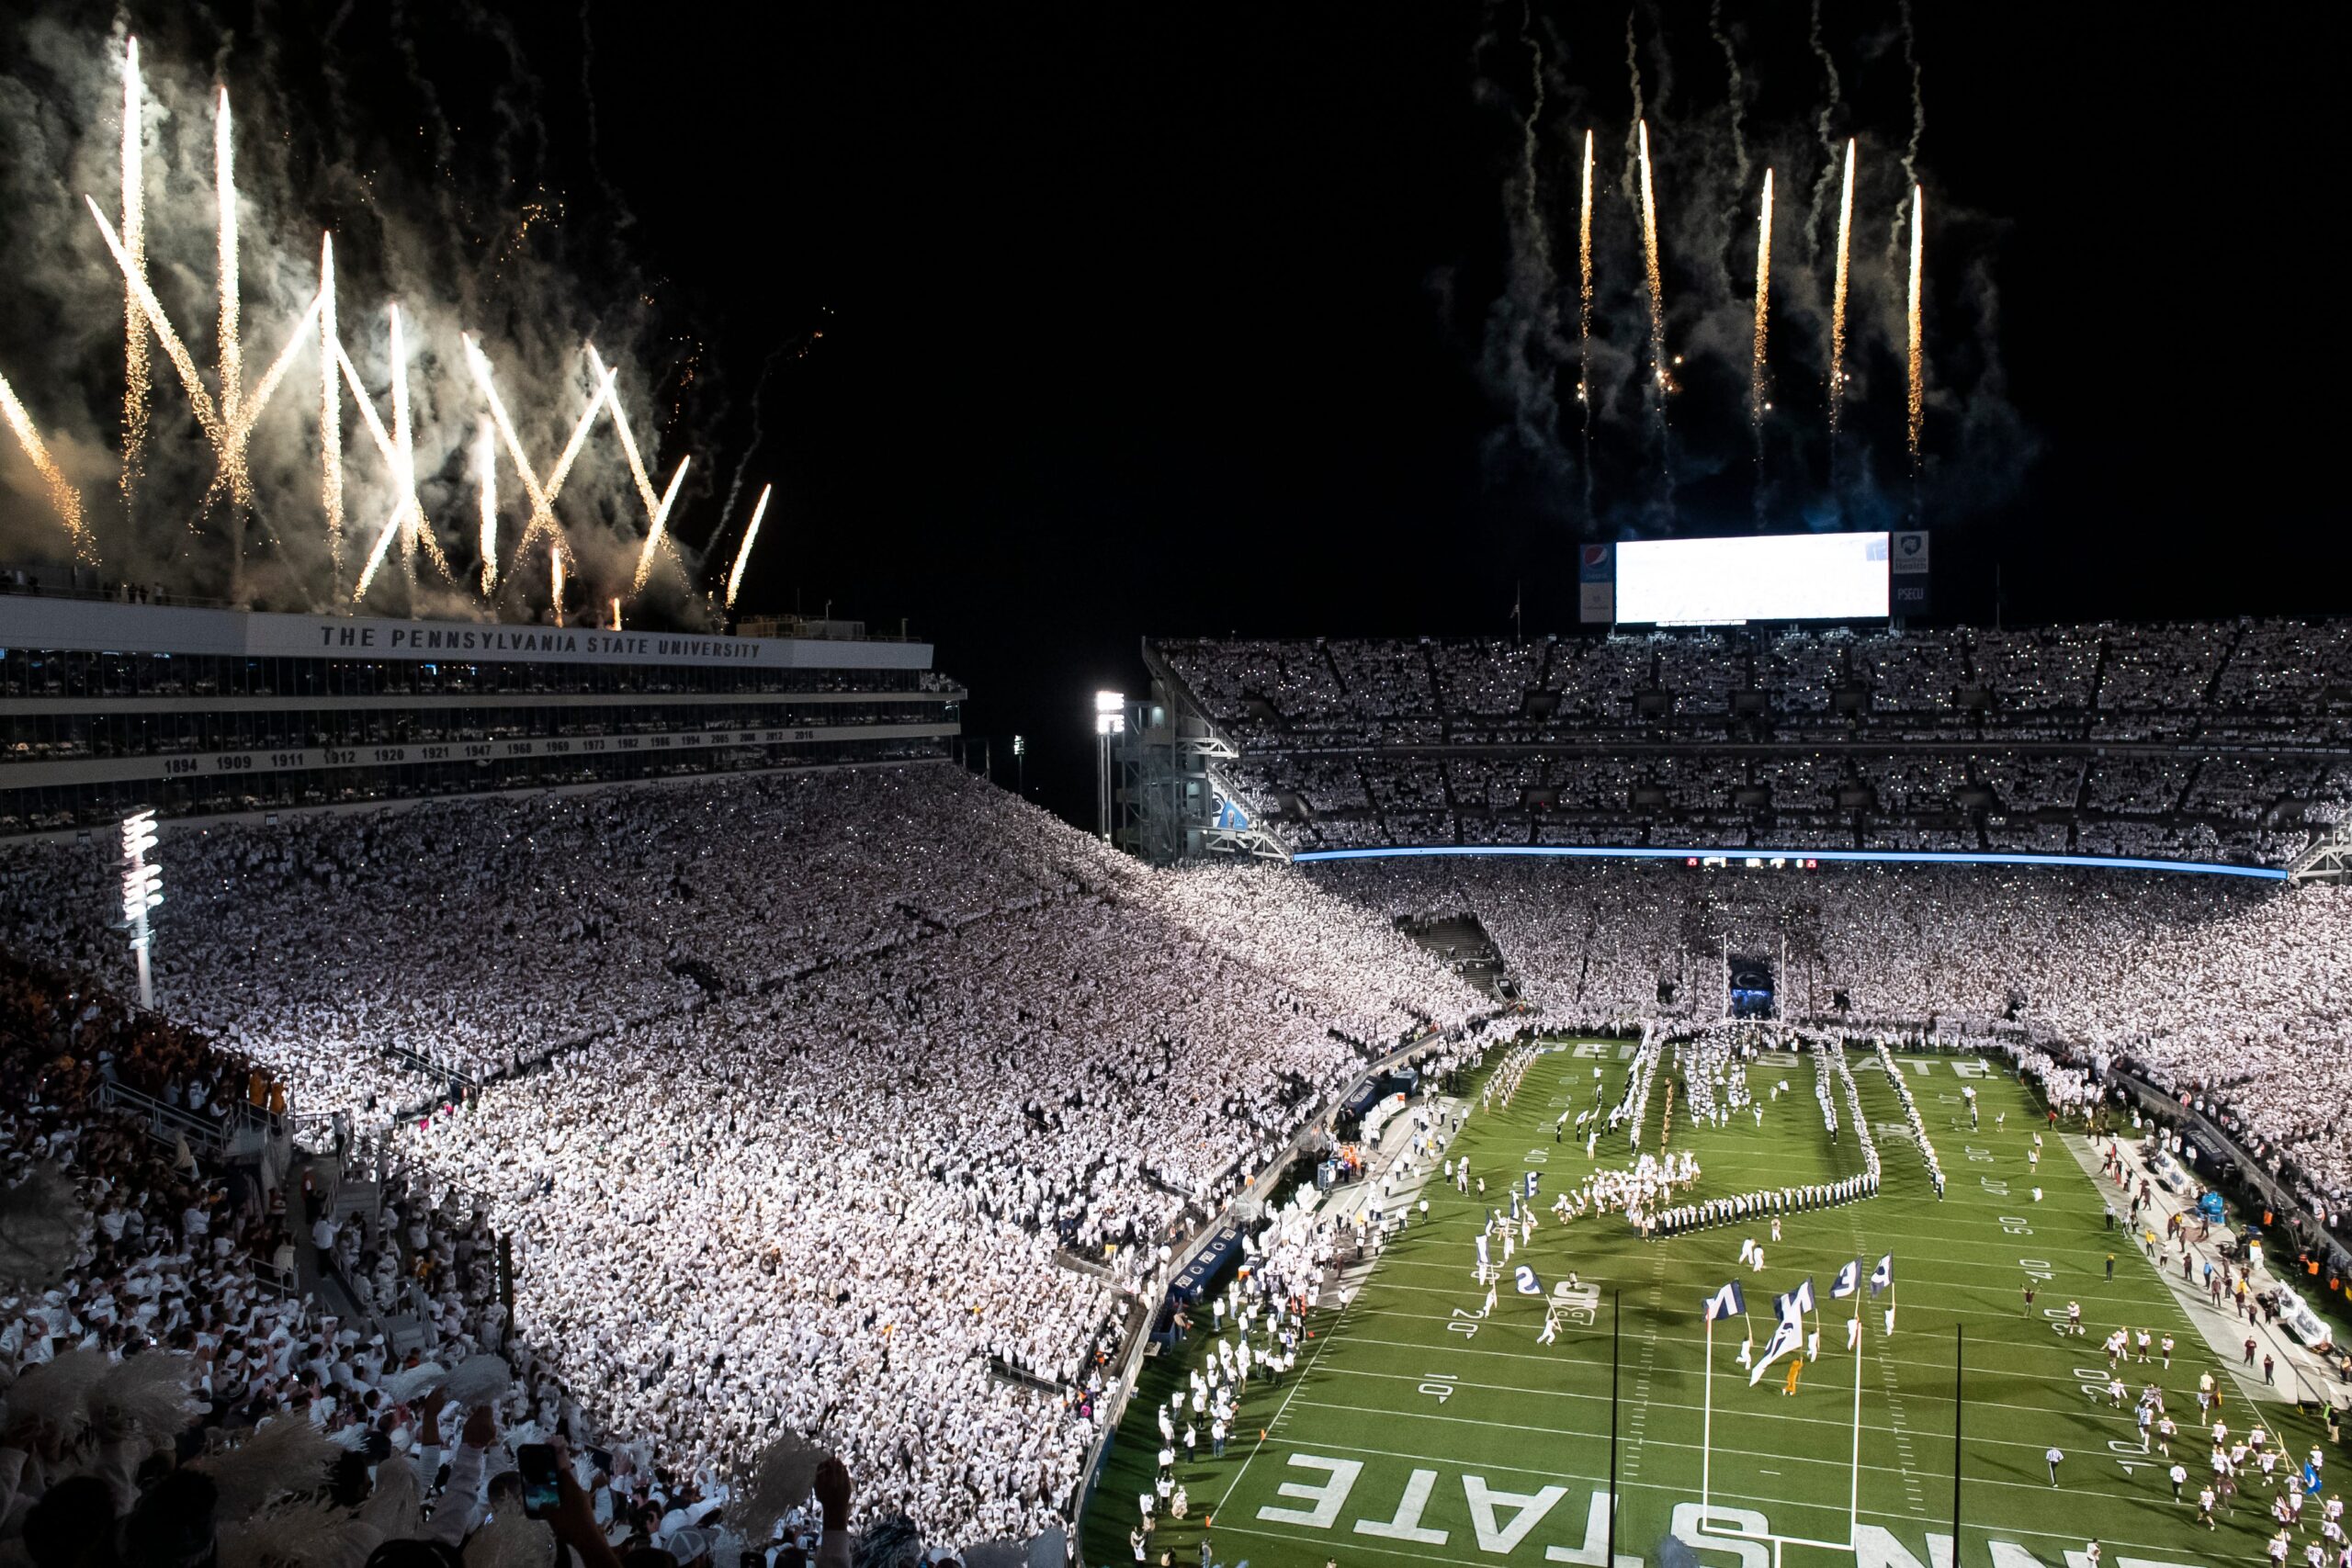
1164, 625, 2352, 865
0, 764, 1500, 1554
13, 737, 2352, 1554
1161, 620, 2352, 746
1313, 858, 2352, 1209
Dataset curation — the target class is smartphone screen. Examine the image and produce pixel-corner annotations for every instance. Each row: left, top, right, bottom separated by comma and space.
517, 1443, 562, 1520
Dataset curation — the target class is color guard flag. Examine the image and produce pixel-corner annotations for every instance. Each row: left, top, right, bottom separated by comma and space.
1830, 1259, 1860, 1299
1476, 1235, 1490, 1268
1776, 1278, 1816, 1323
1869, 1255, 1894, 1295
1510, 1192, 1521, 1222
1515, 1265, 1545, 1296
1749, 1314, 1804, 1384
1702, 1280, 1747, 1323
1525, 1171, 1540, 1198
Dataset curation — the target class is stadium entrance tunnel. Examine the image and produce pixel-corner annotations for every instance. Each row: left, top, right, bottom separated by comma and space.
1728, 953, 1775, 1018
1396, 910, 1512, 998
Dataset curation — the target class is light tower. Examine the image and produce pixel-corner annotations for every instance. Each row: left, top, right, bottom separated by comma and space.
119, 808, 163, 1009
1093, 693, 1125, 841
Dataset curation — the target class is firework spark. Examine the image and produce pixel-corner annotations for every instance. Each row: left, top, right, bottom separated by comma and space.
85, 199, 224, 442
585, 345, 692, 592
321, 233, 344, 590
1577, 126, 1595, 514
1906, 183, 1925, 471
343, 307, 443, 601
476, 416, 498, 593
550, 544, 566, 626
610, 596, 622, 630
633, 457, 689, 592
213, 88, 247, 517
1636, 119, 1668, 395
1751, 169, 1773, 431
0, 372, 93, 561
726, 483, 771, 610
463, 336, 614, 575
384, 304, 452, 584
390, 303, 410, 576
1577, 129, 1595, 374
1827, 138, 1856, 441
119, 37, 148, 502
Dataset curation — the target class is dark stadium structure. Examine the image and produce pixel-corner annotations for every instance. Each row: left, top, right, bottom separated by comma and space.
0, 593, 961, 833
1117, 622, 2352, 879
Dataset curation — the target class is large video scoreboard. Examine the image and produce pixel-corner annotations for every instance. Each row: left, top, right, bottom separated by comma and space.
1578, 530, 1928, 625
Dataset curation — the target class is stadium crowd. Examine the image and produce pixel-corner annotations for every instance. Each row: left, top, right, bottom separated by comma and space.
1311, 858, 2352, 1213
11, 750, 2352, 1558
1158, 626, 2352, 868
0, 764, 1501, 1558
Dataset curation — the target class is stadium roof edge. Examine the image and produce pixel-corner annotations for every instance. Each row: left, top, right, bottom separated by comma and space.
1287, 844, 2290, 881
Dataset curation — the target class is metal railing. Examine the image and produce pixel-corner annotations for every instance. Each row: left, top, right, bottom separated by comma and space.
94, 1077, 238, 1156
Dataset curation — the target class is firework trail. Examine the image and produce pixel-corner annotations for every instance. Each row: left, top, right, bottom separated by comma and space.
1827, 139, 1855, 445
463, 335, 613, 571
476, 416, 498, 593
1577, 127, 1596, 516
1890, 0, 1925, 258
633, 457, 689, 592
584, 345, 693, 592
1709, 0, 1748, 190
214, 89, 246, 515
119, 37, 149, 503
1805, 0, 1844, 251
1636, 120, 1668, 395
718, 331, 802, 533
388, 301, 414, 590
320, 234, 343, 590
1906, 183, 1925, 472
726, 482, 771, 610
86, 201, 225, 443
1516, 5, 1551, 286
609, 596, 620, 630
1624, 13, 1645, 125
0, 373, 93, 561
344, 306, 446, 599
384, 304, 455, 585
1751, 168, 1774, 524
1751, 168, 1772, 433
550, 543, 566, 625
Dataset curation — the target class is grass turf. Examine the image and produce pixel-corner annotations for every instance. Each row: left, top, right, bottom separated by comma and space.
1080, 1040, 2336, 1568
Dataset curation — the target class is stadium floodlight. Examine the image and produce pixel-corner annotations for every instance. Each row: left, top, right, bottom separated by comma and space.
1093, 694, 1126, 840
119, 808, 162, 1009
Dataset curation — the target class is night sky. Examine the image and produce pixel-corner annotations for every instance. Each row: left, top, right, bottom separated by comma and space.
13, 4, 2346, 828
589, 5, 2343, 825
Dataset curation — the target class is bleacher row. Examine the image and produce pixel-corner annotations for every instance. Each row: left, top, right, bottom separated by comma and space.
1159, 622, 2352, 745
1154, 623, 2352, 867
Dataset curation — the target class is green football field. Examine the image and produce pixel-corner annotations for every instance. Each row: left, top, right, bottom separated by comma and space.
1081, 1040, 2336, 1568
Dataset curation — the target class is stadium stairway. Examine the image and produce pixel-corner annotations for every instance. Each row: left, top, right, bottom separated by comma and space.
1404, 913, 1510, 998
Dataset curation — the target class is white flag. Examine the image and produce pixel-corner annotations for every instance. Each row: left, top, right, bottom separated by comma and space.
1830, 1259, 1860, 1299
1749, 1314, 1804, 1385
1869, 1255, 1894, 1295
